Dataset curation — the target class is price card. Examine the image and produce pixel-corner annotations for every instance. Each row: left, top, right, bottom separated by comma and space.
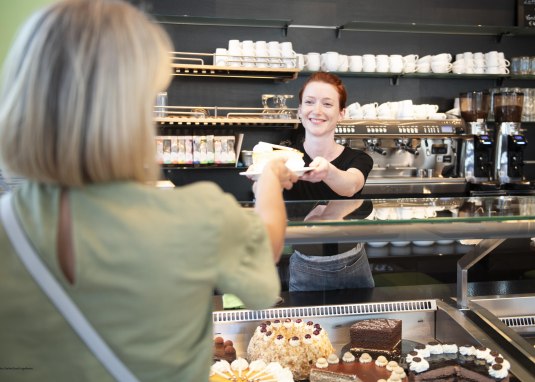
517, 0, 535, 27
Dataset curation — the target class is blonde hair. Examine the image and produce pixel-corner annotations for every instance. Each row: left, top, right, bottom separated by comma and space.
0, 0, 173, 186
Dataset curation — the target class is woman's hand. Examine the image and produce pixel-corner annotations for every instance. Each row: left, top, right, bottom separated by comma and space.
299, 156, 329, 183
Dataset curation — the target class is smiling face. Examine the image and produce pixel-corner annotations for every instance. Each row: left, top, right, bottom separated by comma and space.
298, 81, 345, 138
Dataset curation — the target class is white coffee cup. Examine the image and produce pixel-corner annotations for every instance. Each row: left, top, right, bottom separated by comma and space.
228, 39, 241, 51
416, 62, 431, 73
431, 62, 452, 73
255, 41, 267, 51
268, 48, 282, 68
241, 45, 255, 68
295, 53, 306, 70
349, 55, 363, 72
321, 51, 339, 72
281, 50, 297, 68
280, 41, 293, 53
362, 54, 376, 72
306, 52, 321, 71
403, 54, 419, 63
412, 104, 429, 119
376, 102, 393, 119
417, 55, 432, 64
213, 48, 228, 66
361, 102, 378, 118
345, 102, 362, 119
433, 53, 452, 62
338, 55, 349, 72
255, 48, 269, 68
397, 99, 414, 119
241, 40, 254, 51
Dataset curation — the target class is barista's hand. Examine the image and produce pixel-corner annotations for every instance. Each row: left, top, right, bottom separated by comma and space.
299, 156, 330, 183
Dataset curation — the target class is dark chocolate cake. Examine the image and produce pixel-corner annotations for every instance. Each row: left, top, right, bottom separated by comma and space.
406, 343, 511, 382
345, 318, 402, 360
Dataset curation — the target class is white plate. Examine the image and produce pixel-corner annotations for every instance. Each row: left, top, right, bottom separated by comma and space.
239, 167, 314, 181
413, 240, 435, 246
367, 241, 389, 248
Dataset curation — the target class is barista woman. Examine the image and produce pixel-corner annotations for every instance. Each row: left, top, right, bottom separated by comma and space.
284, 72, 375, 291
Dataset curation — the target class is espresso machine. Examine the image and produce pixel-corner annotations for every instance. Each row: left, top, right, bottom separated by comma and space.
458, 91, 494, 184
335, 119, 467, 197
493, 91, 528, 187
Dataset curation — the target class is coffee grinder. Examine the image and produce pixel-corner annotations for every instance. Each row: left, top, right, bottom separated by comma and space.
459, 91, 494, 183
493, 91, 528, 186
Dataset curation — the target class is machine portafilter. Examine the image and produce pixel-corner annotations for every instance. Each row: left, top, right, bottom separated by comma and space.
364, 138, 387, 156
395, 138, 420, 156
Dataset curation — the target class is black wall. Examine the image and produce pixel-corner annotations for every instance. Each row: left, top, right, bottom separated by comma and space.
134, 0, 535, 200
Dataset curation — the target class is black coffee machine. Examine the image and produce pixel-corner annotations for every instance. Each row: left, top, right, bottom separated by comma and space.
459, 91, 494, 183
493, 91, 528, 187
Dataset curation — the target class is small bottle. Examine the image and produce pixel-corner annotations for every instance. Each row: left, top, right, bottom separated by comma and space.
155, 91, 168, 117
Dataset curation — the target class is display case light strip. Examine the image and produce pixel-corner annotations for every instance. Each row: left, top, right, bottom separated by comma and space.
500, 315, 535, 328
213, 299, 437, 323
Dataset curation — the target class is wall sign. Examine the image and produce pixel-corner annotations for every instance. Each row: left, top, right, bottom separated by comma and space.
517, 0, 535, 27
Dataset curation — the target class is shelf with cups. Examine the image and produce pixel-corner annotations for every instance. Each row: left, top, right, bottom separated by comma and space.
154, 105, 301, 130
170, 51, 299, 81
336, 21, 535, 41
299, 70, 535, 86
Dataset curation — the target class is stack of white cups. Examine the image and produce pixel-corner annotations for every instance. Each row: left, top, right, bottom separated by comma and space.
344, 100, 444, 120
213, 40, 298, 69
267, 41, 282, 68
280, 42, 296, 69
241, 40, 255, 68
255, 41, 269, 68
452, 51, 510, 74
402, 54, 419, 73
430, 53, 453, 73
227, 39, 242, 67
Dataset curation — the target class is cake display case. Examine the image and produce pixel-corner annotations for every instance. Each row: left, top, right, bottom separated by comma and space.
218, 196, 535, 381
213, 298, 534, 381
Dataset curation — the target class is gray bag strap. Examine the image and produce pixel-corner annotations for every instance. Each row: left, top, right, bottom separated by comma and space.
0, 193, 139, 382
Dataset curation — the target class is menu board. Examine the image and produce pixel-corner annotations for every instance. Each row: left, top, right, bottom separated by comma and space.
517, 0, 535, 27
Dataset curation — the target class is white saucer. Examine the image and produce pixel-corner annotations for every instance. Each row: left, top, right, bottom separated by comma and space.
413, 240, 435, 246
367, 241, 389, 248
240, 167, 313, 181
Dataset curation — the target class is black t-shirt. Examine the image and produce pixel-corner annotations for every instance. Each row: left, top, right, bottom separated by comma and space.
283, 142, 373, 200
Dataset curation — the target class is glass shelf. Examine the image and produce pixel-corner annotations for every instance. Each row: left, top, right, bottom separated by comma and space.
337, 21, 535, 39
299, 70, 533, 80
153, 15, 292, 35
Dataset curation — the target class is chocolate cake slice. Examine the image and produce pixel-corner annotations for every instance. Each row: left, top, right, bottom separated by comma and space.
346, 319, 402, 359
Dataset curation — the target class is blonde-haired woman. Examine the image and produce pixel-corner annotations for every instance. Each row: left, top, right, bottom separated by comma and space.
0, 1, 297, 381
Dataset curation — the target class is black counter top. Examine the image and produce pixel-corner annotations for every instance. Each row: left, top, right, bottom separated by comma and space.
214, 280, 535, 311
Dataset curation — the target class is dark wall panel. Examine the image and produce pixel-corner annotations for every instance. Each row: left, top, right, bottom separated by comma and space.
131, 0, 535, 199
